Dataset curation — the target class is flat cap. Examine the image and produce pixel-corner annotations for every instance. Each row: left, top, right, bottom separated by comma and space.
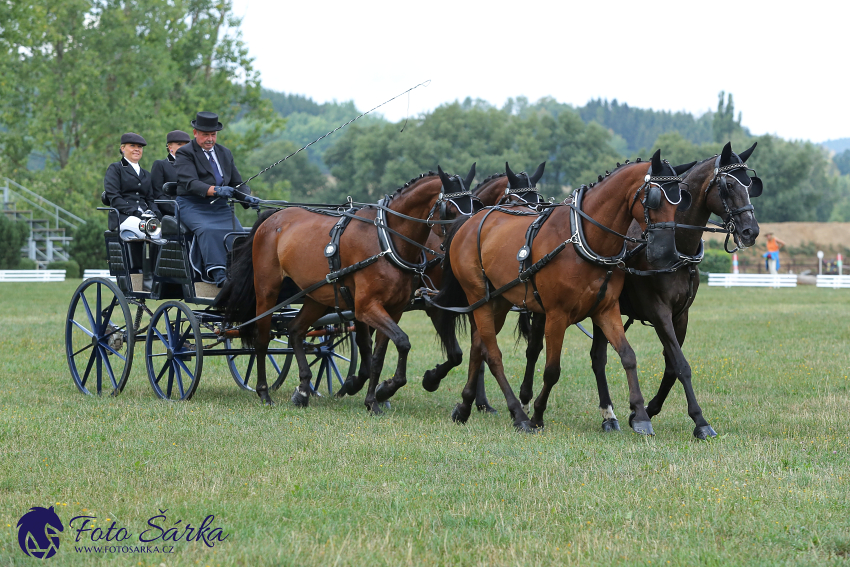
120, 132, 147, 146
166, 130, 191, 143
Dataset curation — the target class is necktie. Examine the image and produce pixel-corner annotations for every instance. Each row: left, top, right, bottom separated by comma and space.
206, 151, 223, 186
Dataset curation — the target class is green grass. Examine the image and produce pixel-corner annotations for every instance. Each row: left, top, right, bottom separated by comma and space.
1, 282, 848, 566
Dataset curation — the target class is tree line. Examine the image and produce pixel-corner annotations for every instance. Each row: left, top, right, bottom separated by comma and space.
1, 0, 848, 271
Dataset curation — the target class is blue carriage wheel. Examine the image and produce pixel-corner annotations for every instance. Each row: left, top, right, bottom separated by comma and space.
304, 327, 358, 397
225, 336, 293, 392
66, 277, 135, 396
145, 301, 203, 401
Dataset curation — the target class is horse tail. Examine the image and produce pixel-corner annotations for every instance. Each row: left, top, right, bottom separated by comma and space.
515, 311, 534, 345
431, 216, 472, 354
217, 208, 277, 348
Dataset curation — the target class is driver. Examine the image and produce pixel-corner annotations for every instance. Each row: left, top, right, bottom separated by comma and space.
174, 111, 259, 286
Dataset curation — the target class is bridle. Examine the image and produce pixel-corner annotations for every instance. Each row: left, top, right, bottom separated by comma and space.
629, 163, 687, 235
426, 175, 483, 236
502, 173, 546, 207
705, 155, 762, 253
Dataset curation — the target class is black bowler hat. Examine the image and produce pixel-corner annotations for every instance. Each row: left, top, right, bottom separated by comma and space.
191, 111, 223, 132
120, 132, 147, 146
166, 130, 191, 143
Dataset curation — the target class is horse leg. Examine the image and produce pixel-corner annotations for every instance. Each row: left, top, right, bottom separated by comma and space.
335, 320, 373, 397
422, 304, 464, 392
465, 302, 531, 431
357, 307, 410, 413
450, 319, 484, 425
519, 312, 545, 412
528, 313, 568, 431
646, 312, 716, 440
474, 366, 496, 413
252, 277, 283, 407
590, 322, 620, 432
592, 306, 653, 436
287, 299, 332, 407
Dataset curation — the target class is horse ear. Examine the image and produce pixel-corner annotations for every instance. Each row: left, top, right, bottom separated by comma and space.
464, 162, 476, 190
505, 162, 521, 188
737, 141, 758, 163
650, 149, 663, 175
437, 165, 452, 188
720, 142, 733, 165
673, 161, 697, 176
530, 162, 546, 185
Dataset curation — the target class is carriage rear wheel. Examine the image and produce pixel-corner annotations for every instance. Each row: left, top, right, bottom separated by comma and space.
66, 277, 134, 396
225, 336, 293, 392
145, 301, 203, 401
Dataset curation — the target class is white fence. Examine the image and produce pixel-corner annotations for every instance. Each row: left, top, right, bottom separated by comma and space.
707, 273, 797, 288
83, 269, 115, 281
816, 275, 850, 289
0, 270, 66, 282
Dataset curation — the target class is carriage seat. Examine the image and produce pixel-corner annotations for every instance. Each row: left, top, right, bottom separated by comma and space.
158, 182, 189, 237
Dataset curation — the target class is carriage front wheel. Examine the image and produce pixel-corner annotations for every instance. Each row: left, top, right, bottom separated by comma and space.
65, 277, 134, 396
145, 301, 203, 401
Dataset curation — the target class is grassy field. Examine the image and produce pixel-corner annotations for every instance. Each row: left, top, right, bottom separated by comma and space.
0, 281, 848, 566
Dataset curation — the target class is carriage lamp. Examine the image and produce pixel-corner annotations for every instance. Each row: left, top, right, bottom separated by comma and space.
139, 216, 160, 236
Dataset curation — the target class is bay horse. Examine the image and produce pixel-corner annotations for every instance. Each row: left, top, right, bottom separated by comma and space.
220, 165, 475, 413
585, 141, 762, 439
432, 151, 691, 433
418, 162, 547, 411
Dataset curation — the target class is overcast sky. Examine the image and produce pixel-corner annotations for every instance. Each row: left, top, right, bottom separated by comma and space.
230, 0, 847, 144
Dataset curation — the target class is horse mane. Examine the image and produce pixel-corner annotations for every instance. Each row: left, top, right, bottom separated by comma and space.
472, 172, 506, 191
583, 158, 643, 191
389, 171, 438, 197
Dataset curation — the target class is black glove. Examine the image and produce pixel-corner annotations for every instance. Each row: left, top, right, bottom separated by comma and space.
214, 186, 235, 198
239, 195, 261, 209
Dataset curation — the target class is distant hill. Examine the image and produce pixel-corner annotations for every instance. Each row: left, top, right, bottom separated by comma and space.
822, 138, 850, 154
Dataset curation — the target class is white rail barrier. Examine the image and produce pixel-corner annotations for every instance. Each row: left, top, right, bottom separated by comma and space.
707, 273, 797, 288
83, 269, 115, 281
0, 270, 66, 282
816, 275, 850, 289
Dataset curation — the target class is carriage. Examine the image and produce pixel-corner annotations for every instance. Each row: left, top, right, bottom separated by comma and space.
64, 183, 357, 401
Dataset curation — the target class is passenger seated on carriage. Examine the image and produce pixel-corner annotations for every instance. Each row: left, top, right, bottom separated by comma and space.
104, 132, 163, 240
174, 111, 259, 287
150, 130, 192, 216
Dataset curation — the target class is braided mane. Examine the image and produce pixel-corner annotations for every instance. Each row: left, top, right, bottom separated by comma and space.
472, 172, 506, 191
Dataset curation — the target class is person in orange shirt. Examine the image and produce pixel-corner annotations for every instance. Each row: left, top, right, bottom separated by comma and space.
763, 232, 786, 274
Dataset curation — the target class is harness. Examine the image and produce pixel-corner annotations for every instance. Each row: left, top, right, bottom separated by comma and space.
704, 156, 762, 253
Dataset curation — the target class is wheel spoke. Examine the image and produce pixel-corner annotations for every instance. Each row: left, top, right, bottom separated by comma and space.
174, 362, 186, 398
71, 319, 96, 338
177, 325, 193, 350
71, 342, 94, 358
101, 298, 118, 331
267, 354, 280, 374
153, 359, 170, 385
102, 324, 127, 340
329, 357, 344, 385
162, 311, 173, 344
96, 284, 102, 330
152, 326, 169, 346
175, 358, 195, 383
96, 350, 103, 395
100, 341, 127, 361
79, 292, 97, 332
100, 346, 119, 390
81, 348, 98, 387
165, 363, 175, 397
331, 352, 351, 363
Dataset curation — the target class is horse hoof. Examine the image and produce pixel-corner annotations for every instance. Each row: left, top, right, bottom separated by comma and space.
601, 418, 621, 432
477, 403, 497, 415
290, 389, 309, 408
514, 420, 535, 433
631, 420, 655, 436
334, 377, 354, 398
422, 370, 440, 392
694, 425, 717, 440
530, 421, 545, 433
368, 403, 384, 416
375, 382, 392, 403
451, 404, 469, 424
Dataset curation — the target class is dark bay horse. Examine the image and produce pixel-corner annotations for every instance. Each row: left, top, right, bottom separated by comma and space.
220, 165, 475, 413
432, 151, 690, 433
419, 162, 547, 411
587, 141, 762, 439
